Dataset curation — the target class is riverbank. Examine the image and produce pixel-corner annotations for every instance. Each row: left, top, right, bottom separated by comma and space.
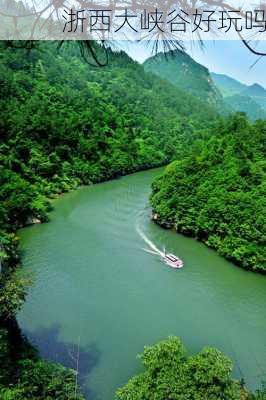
1, 161, 167, 276
151, 211, 266, 275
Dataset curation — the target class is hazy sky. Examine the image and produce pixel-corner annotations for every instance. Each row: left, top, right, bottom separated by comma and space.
122, 41, 266, 88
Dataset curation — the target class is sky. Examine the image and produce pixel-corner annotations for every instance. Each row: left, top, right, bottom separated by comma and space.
122, 40, 266, 88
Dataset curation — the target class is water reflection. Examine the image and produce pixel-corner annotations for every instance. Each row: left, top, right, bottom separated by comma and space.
23, 324, 100, 397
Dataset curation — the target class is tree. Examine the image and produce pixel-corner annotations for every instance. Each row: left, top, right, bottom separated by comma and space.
117, 337, 248, 400
0, 360, 85, 400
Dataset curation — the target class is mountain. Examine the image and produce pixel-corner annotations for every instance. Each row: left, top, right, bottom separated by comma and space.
242, 83, 266, 109
211, 72, 266, 120
143, 50, 266, 120
243, 83, 266, 97
143, 50, 224, 109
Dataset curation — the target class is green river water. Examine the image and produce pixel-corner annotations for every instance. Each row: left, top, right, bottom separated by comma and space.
18, 168, 266, 399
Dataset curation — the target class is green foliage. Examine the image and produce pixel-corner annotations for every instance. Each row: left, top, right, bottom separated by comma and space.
0, 358, 84, 400
0, 359, 84, 400
0, 231, 30, 319
0, 328, 13, 385
0, 42, 216, 233
253, 385, 266, 400
0, 270, 30, 318
116, 337, 247, 400
151, 114, 266, 272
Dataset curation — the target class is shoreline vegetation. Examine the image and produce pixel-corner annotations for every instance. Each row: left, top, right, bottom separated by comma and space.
0, 41, 265, 399
150, 115, 265, 274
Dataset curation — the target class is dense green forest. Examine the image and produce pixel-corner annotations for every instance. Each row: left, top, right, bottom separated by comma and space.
151, 114, 266, 272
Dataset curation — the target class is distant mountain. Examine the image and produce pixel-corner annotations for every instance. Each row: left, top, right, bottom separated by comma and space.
143, 50, 224, 109
224, 95, 266, 121
243, 83, 266, 97
211, 72, 266, 120
211, 72, 247, 97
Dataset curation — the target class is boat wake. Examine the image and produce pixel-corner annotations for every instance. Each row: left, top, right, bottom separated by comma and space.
136, 225, 164, 258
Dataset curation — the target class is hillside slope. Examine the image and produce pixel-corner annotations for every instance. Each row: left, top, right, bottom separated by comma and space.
225, 94, 266, 120
144, 50, 224, 108
243, 83, 266, 109
151, 114, 266, 272
211, 72, 247, 96
0, 42, 218, 233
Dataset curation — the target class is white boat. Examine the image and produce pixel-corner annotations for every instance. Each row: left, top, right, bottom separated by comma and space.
163, 249, 184, 269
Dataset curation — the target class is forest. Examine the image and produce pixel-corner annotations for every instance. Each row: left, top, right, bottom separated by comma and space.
0, 41, 265, 399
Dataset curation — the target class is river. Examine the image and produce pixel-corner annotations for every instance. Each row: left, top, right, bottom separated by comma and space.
18, 168, 266, 399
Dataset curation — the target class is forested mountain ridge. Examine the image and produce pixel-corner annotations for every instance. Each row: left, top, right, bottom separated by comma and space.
144, 51, 266, 121
151, 114, 266, 272
144, 49, 224, 109
0, 42, 217, 234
